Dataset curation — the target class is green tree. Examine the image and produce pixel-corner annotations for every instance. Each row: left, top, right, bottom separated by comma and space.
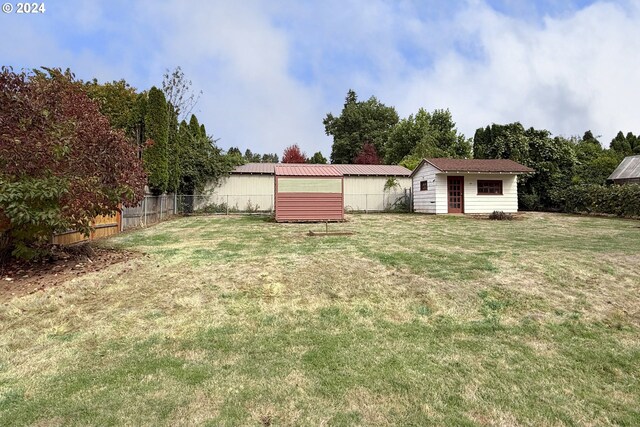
386, 108, 431, 165
83, 79, 139, 134
244, 149, 262, 163
167, 103, 180, 193
473, 123, 576, 210
261, 153, 279, 163
388, 108, 471, 168
572, 132, 621, 185
178, 115, 231, 195
324, 89, 399, 164
307, 151, 327, 164
610, 131, 640, 156
143, 87, 169, 194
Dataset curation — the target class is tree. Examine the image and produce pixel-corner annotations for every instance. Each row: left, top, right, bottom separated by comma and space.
324, 89, 399, 163
390, 108, 471, 169
244, 149, 261, 163
0, 67, 145, 258
83, 79, 139, 134
386, 108, 431, 165
571, 133, 620, 185
307, 151, 327, 164
143, 87, 169, 194
178, 114, 231, 195
473, 122, 576, 210
610, 131, 640, 156
167, 103, 180, 193
282, 144, 307, 163
353, 143, 381, 164
262, 153, 279, 163
162, 66, 201, 121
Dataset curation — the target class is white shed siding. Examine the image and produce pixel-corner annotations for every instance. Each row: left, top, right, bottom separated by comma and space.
204, 174, 411, 212
202, 175, 274, 211
412, 167, 520, 214
412, 163, 438, 213
344, 176, 411, 211
462, 174, 518, 213
435, 174, 449, 214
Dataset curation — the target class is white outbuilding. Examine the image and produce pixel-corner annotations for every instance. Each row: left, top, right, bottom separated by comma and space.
204, 163, 412, 212
411, 158, 534, 214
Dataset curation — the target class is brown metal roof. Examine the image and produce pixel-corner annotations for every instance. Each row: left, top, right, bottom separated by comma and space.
411, 158, 534, 176
275, 164, 342, 176
232, 163, 276, 174
608, 155, 640, 180
232, 163, 411, 176
332, 164, 411, 176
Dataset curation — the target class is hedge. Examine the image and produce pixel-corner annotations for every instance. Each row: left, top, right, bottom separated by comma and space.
553, 183, 640, 217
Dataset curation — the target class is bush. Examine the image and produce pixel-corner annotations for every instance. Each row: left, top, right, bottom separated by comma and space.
0, 68, 145, 259
552, 184, 640, 217
488, 211, 513, 221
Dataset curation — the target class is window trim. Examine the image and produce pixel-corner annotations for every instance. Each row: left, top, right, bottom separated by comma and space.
477, 180, 503, 195
419, 180, 428, 191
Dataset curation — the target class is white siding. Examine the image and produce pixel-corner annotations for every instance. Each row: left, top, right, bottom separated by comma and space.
413, 168, 520, 214
462, 174, 518, 213
205, 174, 411, 212
202, 175, 274, 211
412, 163, 438, 213
343, 176, 411, 211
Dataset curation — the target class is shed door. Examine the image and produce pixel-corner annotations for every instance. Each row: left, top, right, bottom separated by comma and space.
447, 176, 464, 213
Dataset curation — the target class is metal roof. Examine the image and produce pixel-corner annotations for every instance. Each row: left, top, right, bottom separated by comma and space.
232, 163, 411, 176
332, 164, 411, 176
232, 163, 275, 174
411, 158, 534, 177
275, 164, 342, 176
608, 155, 640, 180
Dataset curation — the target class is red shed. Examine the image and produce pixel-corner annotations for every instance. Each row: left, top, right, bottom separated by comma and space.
274, 164, 344, 222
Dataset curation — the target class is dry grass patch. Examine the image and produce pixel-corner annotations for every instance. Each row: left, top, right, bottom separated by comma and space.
1, 213, 639, 426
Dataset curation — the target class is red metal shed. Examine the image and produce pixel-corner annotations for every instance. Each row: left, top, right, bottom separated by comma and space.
274, 164, 344, 222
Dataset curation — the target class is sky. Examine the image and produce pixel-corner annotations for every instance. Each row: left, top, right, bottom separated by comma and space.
2, 0, 640, 158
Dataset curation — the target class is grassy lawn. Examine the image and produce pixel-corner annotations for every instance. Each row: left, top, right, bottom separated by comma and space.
1, 213, 639, 426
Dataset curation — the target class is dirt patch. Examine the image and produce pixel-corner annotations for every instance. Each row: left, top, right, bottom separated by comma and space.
0, 244, 139, 302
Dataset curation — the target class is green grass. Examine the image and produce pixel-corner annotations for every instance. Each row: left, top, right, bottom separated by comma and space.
1, 213, 639, 425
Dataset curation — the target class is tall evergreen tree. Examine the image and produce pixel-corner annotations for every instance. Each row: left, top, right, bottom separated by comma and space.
143, 87, 169, 194
167, 103, 180, 193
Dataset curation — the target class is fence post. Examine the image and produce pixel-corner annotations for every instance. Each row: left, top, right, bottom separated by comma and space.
365, 194, 368, 214
160, 195, 163, 221
226, 195, 229, 215
174, 193, 177, 215
143, 196, 147, 227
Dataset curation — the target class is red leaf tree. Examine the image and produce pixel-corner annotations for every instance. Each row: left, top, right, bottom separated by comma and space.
0, 67, 146, 258
282, 144, 307, 163
353, 142, 381, 164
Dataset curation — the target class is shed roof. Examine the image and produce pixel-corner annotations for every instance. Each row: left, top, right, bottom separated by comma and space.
411, 158, 534, 177
608, 155, 640, 180
232, 163, 411, 176
275, 164, 342, 177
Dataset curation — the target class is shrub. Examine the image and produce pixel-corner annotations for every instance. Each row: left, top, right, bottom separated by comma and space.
488, 211, 513, 220
553, 184, 640, 217
0, 68, 145, 259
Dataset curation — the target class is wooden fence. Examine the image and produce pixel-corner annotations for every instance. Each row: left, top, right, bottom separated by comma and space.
51, 211, 121, 245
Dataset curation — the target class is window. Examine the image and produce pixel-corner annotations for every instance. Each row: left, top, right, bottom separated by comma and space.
420, 180, 428, 191
477, 180, 503, 195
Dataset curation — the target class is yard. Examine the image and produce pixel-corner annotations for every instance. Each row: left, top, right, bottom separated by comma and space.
1, 213, 639, 426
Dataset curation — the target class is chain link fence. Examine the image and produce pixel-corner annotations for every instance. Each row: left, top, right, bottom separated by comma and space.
175, 190, 411, 215
122, 194, 177, 229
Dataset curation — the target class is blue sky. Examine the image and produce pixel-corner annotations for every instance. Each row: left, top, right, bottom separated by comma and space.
2, 0, 639, 158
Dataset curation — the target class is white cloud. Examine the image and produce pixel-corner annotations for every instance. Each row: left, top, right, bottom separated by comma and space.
2, 0, 639, 157
391, 1, 640, 143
